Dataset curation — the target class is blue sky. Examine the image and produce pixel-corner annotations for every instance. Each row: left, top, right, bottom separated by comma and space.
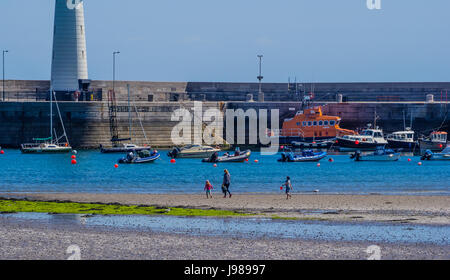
1, 0, 449, 82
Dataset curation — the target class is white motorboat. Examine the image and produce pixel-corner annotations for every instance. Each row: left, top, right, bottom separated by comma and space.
337, 128, 388, 151
386, 129, 418, 151
168, 145, 221, 158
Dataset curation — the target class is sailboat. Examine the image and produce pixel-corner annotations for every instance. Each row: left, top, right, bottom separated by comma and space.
100, 84, 149, 153
21, 91, 72, 153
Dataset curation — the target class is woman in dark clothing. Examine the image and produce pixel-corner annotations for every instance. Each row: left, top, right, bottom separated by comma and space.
222, 169, 232, 198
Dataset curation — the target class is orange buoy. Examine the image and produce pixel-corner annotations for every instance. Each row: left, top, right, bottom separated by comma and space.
71, 159, 77, 165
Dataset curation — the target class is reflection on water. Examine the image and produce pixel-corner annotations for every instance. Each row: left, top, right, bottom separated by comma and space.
4, 212, 449, 245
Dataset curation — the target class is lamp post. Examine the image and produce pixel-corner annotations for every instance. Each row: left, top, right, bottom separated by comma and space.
2, 50, 9, 101
112, 51, 120, 94
257, 55, 264, 102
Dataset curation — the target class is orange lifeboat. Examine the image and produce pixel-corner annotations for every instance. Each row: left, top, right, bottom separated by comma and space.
281, 106, 355, 141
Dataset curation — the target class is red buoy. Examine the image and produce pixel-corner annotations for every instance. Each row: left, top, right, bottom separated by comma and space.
254, 159, 259, 163
408, 158, 412, 162
280, 187, 283, 191
245, 158, 249, 162
213, 164, 217, 167
317, 163, 321, 167
170, 159, 176, 163
71, 159, 77, 165
312, 141, 316, 144
0, 150, 4, 155
71, 155, 76, 159
355, 140, 360, 145
439, 144, 443, 149
280, 146, 285, 150
114, 164, 119, 168
328, 158, 334, 162
418, 162, 423, 166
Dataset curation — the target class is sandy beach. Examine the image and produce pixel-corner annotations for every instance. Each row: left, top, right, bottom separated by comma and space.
2, 193, 449, 225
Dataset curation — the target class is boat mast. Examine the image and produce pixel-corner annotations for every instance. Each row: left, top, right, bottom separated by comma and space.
127, 84, 132, 140
50, 89, 53, 143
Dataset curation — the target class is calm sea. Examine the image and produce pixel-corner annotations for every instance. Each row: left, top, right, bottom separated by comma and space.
0, 149, 448, 195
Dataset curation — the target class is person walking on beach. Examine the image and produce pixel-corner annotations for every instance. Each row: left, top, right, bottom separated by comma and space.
222, 169, 232, 198
204, 180, 214, 199
282, 176, 293, 200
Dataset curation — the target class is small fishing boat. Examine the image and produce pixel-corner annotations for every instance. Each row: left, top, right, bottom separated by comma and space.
421, 145, 450, 161
419, 131, 448, 152
386, 129, 418, 152
337, 127, 388, 151
100, 143, 149, 154
168, 145, 221, 158
202, 150, 251, 163
350, 146, 401, 161
278, 150, 327, 162
118, 149, 160, 164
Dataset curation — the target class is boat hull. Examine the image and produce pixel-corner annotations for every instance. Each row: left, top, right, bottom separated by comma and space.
101, 147, 149, 153
20, 146, 72, 154
118, 153, 160, 164
387, 140, 418, 151
279, 152, 327, 162
176, 151, 219, 158
337, 138, 387, 151
419, 140, 447, 152
202, 150, 251, 163
353, 153, 401, 161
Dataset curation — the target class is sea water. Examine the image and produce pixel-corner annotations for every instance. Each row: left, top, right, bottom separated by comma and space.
0, 149, 448, 195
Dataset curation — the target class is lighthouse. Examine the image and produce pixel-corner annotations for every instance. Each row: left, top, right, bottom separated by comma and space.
51, 0, 88, 93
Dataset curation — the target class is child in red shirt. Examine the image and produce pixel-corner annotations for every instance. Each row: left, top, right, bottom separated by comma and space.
204, 180, 214, 199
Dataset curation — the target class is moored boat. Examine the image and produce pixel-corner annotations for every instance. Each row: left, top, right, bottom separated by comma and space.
337, 127, 388, 151
386, 129, 418, 152
100, 143, 149, 154
202, 150, 251, 163
419, 131, 448, 152
168, 145, 221, 158
350, 146, 401, 161
21, 91, 72, 154
421, 145, 450, 161
278, 150, 327, 162
118, 149, 160, 164
270, 106, 356, 145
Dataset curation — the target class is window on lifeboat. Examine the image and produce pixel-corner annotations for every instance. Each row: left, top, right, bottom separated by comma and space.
308, 122, 312, 126
313, 121, 317, 126
296, 122, 301, 126
302, 121, 307, 126
330, 121, 336, 126
318, 121, 323, 126
324, 121, 329, 126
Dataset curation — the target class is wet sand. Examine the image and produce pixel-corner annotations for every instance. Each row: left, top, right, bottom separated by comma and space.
0, 216, 448, 260
1, 193, 449, 225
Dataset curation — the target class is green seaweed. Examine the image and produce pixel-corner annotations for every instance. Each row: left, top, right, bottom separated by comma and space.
0, 199, 250, 218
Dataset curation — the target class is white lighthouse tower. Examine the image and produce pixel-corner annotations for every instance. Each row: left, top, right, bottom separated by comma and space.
51, 0, 88, 92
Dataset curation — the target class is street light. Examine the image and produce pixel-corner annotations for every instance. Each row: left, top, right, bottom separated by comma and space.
2, 50, 9, 101
257, 55, 264, 101
112, 51, 120, 94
